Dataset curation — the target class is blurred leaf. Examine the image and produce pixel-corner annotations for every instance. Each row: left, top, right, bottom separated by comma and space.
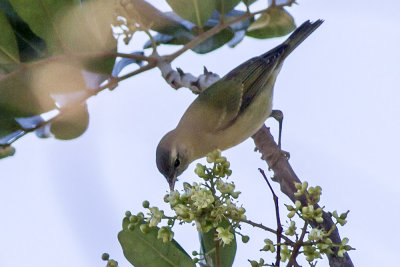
56, 0, 117, 74
0, 9, 19, 65
0, 69, 56, 117
0, 0, 46, 62
166, 0, 216, 26
216, 0, 241, 15
14, 115, 44, 129
0, 145, 15, 159
8, 0, 74, 54
246, 7, 296, 39
124, 0, 192, 39
228, 29, 246, 47
242, 0, 257, 7
112, 51, 144, 77
0, 111, 21, 140
200, 219, 237, 267
211, 10, 253, 48
50, 103, 89, 140
192, 25, 234, 54
118, 218, 195, 267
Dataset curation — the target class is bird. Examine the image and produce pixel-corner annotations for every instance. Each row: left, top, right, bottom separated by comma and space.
156, 20, 323, 190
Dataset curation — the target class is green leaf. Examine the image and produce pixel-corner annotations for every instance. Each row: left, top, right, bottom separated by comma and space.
216, 0, 241, 15
126, 0, 192, 38
0, 69, 56, 117
246, 7, 296, 39
9, 0, 116, 74
192, 25, 234, 54
200, 219, 237, 267
8, 0, 75, 55
242, 0, 257, 7
118, 218, 195, 267
50, 103, 89, 140
166, 0, 217, 26
0, 0, 46, 63
0, 111, 20, 140
0, 9, 19, 65
55, 0, 117, 74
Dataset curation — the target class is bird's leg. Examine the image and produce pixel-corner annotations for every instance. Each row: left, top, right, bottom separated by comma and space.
267, 110, 290, 169
269, 110, 283, 149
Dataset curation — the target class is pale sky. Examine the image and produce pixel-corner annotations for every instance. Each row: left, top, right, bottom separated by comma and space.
1, 0, 399, 266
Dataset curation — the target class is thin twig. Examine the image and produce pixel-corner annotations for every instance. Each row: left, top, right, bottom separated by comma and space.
287, 221, 308, 267
259, 168, 283, 267
242, 219, 295, 246
1, 62, 156, 148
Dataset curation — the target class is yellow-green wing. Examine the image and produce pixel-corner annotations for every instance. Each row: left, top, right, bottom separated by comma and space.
182, 44, 286, 133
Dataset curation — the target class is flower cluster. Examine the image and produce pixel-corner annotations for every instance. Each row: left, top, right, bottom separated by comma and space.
253, 181, 353, 265
123, 150, 247, 247
165, 150, 245, 244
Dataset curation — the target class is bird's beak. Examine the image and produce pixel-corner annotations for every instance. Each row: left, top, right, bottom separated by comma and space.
169, 173, 177, 191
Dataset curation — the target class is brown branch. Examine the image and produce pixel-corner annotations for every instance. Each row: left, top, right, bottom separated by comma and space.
241, 219, 295, 246
1, 62, 156, 148
287, 221, 308, 267
252, 125, 354, 267
259, 168, 283, 267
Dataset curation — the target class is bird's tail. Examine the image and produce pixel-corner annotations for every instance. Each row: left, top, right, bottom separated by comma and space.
283, 19, 324, 56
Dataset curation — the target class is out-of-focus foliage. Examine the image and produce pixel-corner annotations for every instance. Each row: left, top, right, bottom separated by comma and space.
0, 0, 296, 154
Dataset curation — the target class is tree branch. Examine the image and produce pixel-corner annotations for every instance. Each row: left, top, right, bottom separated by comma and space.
252, 125, 354, 267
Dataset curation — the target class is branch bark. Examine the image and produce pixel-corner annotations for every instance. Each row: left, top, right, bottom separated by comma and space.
252, 125, 354, 267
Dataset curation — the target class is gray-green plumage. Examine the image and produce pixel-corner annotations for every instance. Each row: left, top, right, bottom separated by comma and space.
157, 20, 323, 189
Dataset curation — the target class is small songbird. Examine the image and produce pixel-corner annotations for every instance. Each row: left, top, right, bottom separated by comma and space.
156, 20, 323, 190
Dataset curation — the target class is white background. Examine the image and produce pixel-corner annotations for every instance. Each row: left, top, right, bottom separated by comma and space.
1, 0, 399, 266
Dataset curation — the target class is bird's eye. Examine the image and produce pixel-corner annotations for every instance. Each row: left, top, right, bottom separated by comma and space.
174, 158, 180, 168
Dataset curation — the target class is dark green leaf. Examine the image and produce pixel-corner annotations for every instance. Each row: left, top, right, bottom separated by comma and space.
50, 103, 89, 140
9, 0, 117, 74
166, 0, 216, 26
192, 24, 234, 54
242, 0, 257, 7
0, 9, 19, 65
246, 7, 296, 39
216, 0, 241, 15
8, 0, 74, 54
118, 218, 195, 267
0, 0, 46, 62
125, 0, 192, 38
200, 219, 237, 267
0, 112, 20, 140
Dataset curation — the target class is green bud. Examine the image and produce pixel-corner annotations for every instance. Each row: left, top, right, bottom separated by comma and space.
101, 253, 110, 261
167, 219, 174, 226
242, 235, 250, 243
193, 258, 199, 263
127, 223, 135, 231
142, 200, 150, 208
231, 191, 241, 199
192, 251, 198, 256
129, 215, 138, 223
125, 211, 131, 217
106, 259, 118, 267
137, 212, 144, 221
287, 210, 296, 218
140, 224, 150, 233
295, 200, 302, 209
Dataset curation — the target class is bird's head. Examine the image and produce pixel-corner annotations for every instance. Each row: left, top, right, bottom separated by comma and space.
156, 130, 191, 190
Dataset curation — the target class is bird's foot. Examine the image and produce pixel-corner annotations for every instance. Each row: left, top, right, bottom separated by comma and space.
267, 148, 290, 170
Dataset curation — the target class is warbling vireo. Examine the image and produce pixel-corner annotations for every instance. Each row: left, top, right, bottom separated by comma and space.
156, 20, 323, 189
